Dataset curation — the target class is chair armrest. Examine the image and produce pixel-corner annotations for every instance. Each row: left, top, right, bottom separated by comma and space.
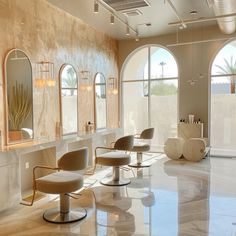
95, 146, 116, 157
33, 165, 60, 185
33, 165, 60, 173
21, 165, 60, 207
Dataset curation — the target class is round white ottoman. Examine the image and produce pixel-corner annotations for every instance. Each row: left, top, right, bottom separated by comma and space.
183, 138, 206, 162
164, 137, 185, 160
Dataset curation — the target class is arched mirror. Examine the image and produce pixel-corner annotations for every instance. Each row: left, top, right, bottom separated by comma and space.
4, 49, 33, 144
94, 73, 107, 129
59, 64, 78, 135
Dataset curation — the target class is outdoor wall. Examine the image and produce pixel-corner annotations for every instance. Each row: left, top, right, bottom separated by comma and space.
119, 25, 236, 138
0, 0, 119, 145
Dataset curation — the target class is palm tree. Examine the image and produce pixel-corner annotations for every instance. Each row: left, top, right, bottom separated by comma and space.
215, 56, 236, 94
159, 61, 166, 78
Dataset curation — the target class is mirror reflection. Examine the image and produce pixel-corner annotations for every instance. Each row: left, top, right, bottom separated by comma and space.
5, 49, 33, 144
94, 73, 107, 129
60, 64, 78, 135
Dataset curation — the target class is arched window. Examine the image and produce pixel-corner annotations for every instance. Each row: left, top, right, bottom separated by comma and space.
60, 64, 78, 135
211, 40, 236, 156
94, 73, 107, 129
122, 45, 178, 150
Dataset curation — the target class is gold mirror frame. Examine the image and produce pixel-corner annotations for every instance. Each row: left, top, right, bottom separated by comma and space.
3, 49, 34, 145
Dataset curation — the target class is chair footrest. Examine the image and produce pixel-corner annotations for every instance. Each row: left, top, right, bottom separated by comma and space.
43, 207, 87, 224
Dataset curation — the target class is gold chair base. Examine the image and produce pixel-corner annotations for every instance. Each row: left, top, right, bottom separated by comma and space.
128, 162, 151, 168
43, 207, 87, 224
100, 177, 131, 186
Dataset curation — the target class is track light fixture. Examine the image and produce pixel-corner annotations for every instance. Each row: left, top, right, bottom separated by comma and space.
93, 0, 138, 37
94, 0, 99, 13
110, 14, 115, 24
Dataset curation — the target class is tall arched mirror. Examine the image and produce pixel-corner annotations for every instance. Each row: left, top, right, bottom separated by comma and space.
94, 73, 107, 129
59, 64, 78, 135
4, 49, 33, 144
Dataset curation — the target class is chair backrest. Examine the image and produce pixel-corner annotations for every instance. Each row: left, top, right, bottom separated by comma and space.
57, 147, 88, 171
140, 128, 154, 139
114, 135, 134, 151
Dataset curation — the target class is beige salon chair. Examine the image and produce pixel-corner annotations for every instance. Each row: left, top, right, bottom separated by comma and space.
31, 148, 88, 224
95, 135, 134, 186
129, 128, 154, 168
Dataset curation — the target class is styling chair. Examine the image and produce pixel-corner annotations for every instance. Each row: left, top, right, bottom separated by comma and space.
95, 135, 134, 186
129, 128, 154, 168
23, 147, 89, 224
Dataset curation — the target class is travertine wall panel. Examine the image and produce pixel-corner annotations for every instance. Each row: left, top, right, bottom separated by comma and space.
0, 0, 119, 144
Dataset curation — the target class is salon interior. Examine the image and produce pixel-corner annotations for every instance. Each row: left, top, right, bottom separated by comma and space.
0, 0, 236, 235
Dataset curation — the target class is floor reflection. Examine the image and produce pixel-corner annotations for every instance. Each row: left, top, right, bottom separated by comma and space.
93, 186, 135, 235
2, 155, 236, 235
164, 159, 210, 236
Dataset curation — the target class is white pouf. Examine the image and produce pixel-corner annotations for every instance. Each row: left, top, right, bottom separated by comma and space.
164, 137, 185, 160
183, 138, 206, 162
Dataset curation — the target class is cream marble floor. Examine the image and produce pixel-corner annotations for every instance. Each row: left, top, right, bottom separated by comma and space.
1, 154, 236, 236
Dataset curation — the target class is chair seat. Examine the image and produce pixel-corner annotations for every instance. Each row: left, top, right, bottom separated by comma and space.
36, 171, 83, 194
96, 151, 131, 166
132, 142, 150, 152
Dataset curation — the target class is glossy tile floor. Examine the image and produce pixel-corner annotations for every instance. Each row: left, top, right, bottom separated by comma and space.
1, 154, 236, 236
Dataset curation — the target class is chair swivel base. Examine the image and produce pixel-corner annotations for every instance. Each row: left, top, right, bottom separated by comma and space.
128, 162, 151, 168
43, 207, 87, 224
129, 152, 151, 168
100, 177, 131, 186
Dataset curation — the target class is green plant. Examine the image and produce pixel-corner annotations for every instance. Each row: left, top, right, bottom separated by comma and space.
8, 81, 32, 131
151, 81, 177, 96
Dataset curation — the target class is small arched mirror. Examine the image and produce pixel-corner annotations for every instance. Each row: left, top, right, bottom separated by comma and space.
94, 73, 107, 129
59, 64, 78, 135
4, 49, 33, 144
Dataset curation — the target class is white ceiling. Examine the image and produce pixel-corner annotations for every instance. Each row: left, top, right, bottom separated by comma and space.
47, 0, 217, 40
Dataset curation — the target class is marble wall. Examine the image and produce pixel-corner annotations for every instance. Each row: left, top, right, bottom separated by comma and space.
0, 0, 119, 145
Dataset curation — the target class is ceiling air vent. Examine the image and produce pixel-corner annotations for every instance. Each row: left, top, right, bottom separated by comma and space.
122, 9, 143, 17
102, 0, 150, 11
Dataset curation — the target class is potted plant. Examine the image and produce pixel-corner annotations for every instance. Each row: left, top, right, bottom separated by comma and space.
8, 81, 32, 141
